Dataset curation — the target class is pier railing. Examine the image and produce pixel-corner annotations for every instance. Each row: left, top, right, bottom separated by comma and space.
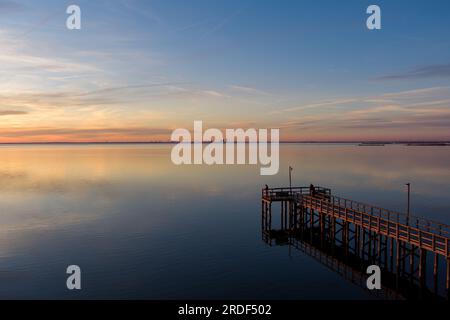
262, 186, 331, 199
324, 195, 450, 238
300, 195, 450, 257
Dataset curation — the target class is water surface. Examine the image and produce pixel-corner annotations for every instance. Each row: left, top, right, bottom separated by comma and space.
0, 144, 449, 299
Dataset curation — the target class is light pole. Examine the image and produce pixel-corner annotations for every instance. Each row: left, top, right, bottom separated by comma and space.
289, 166, 293, 194
406, 183, 411, 226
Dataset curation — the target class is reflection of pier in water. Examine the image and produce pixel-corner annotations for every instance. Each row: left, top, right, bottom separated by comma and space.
261, 186, 450, 300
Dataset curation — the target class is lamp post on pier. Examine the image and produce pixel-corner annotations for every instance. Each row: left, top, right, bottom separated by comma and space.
406, 183, 411, 226
289, 166, 293, 195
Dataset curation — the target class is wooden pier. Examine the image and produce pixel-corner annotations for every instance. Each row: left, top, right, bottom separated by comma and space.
261, 186, 450, 298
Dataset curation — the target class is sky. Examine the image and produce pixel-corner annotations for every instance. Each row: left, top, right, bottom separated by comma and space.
1, 0, 450, 142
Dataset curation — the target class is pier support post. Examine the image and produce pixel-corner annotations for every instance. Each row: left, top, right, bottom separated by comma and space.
377, 234, 382, 265
320, 212, 325, 245
327, 216, 332, 241
390, 238, 394, 272
354, 226, 360, 256
304, 207, 308, 231
269, 202, 272, 230
419, 248, 426, 288
281, 201, 285, 230
330, 217, 335, 240
434, 253, 439, 293
396, 240, 401, 276
285, 201, 288, 230
343, 222, 349, 256
361, 228, 366, 260
446, 257, 450, 292
410, 245, 415, 283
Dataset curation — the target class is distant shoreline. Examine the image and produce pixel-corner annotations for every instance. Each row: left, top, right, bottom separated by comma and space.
1, 141, 449, 146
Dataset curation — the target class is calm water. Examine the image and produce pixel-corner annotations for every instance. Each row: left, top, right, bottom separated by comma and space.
0, 144, 449, 299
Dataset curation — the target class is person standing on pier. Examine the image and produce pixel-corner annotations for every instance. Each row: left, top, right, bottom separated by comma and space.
309, 184, 316, 197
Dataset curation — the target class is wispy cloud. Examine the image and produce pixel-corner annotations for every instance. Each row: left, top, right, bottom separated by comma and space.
229, 85, 270, 96
200, 90, 227, 98
272, 98, 358, 114
0, 0, 25, 13
0, 53, 99, 74
380, 86, 450, 99
0, 110, 28, 116
273, 86, 450, 140
0, 126, 172, 142
201, 5, 247, 38
0, 28, 101, 93
119, 0, 163, 25
377, 64, 450, 80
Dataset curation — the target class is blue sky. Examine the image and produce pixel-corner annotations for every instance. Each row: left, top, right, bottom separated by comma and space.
1, 0, 450, 142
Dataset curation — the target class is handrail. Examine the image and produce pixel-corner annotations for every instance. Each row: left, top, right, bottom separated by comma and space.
326, 194, 450, 237
299, 195, 450, 257
262, 186, 331, 198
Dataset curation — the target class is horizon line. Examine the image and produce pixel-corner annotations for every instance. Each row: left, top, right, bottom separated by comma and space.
1, 140, 450, 145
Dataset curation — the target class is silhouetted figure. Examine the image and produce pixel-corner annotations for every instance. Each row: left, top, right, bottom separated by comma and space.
264, 184, 269, 196
309, 184, 316, 197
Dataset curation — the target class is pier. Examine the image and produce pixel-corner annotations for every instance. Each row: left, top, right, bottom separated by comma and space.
261, 186, 450, 299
